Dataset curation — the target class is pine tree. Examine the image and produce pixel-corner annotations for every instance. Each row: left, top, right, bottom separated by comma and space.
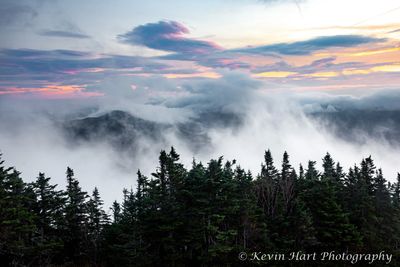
391, 173, 400, 253
0, 162, 36, 266
63, 167, 88, 264
351, 158, 378, 250
360, 156, 376, 195
111, 201, 121, 223
302, 155, 359, 250
256, 150, 279, 218
393, 173, 400, 208
322, 153, 335, 181
280, 152, 295, 214
305, 161, 319, 181
372, 169, 397, 250
2, 148, 400, 265
31, 172, 65, 265
87, 187, 109, 265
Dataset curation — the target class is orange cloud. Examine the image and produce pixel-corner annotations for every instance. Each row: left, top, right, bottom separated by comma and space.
253, 71, 297, 78
163, 72, 221, 79
342, 63, 400, 76
307, 72, 339, 78
371, 63, 400, 72
349, 46, 400, 57
0, 84, 103, 98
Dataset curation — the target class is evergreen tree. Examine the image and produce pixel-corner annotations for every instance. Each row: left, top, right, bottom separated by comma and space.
87, 187, 109, 265
111, 201, 121, 223
322, 153, 335, 181
31, 172, 65, 265
305, 160, 319, 181
1, 148, 400, 266
256, 150, 279, 218
63, 167, 88, 264
0, 161, 36, 266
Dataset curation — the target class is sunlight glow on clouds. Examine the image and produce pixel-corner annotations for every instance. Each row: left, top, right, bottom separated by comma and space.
0, 84, 103, 98
0, 0, 400, 98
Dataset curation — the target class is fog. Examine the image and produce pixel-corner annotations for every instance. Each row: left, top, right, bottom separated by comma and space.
0, 74, 399, 208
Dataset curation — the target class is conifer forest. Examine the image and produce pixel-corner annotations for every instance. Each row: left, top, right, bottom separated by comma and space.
1, 148, 399, 266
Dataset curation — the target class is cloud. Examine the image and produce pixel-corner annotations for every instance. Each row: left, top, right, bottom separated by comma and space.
299, 89, 400, 111
117, 21, 388, 75
118, 20, 222, 55
39, 30, 90, 39
252, 56, 356, 75
166, 72, 261, 114
0, 49, 90, 58
85, 71, 261, 117
232, 35, 385, 55
0, 48, 222, 98
0, 49, 168, 76
0, 1, 37, 26
0, 49, 173, 97
259, 0, 305, 4
39, 21, 91, 39
1, 73, 400, 208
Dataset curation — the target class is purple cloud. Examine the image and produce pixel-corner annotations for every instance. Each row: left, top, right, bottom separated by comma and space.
39, 30, 90, 39
118, 21, 222, 55
231, 35, 385, 55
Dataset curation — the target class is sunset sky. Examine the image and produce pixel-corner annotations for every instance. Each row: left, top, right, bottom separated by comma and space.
1, 0, 400, 99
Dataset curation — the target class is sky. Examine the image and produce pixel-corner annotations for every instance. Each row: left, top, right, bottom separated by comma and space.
1, 0, 400, 206
1, 0, 400, 99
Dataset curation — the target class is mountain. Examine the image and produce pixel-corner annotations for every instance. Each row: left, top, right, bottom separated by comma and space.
310, 109, 400, 146
62, 109, 400, 156
63, 110, 167, 149
63, 109, 242, 153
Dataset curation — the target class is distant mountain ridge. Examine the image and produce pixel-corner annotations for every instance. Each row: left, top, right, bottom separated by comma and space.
311, 110, 400, 146
63, 109, 242, 153
62, 109, 400, 155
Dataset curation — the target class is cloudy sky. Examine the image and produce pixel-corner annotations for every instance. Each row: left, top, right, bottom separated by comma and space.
2, 0, 400, 206
1, 0, 400, 99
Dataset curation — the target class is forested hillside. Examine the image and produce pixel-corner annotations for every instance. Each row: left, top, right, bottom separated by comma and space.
0, 148, 399, 266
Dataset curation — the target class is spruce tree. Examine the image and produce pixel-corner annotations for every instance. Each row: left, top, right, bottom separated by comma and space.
87, 187, 109, 265
63, 167, 88, 264
0, 163, 36, 266
31, 172, 65, 265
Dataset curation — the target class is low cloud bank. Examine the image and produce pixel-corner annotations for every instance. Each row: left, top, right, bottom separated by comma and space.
1, 74, 399, 207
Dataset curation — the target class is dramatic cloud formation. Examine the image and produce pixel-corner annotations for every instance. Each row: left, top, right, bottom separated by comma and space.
1, 74, 400, 207
168, 72, 261, 113
1, 0, 400, 208
118, 20, 222, 55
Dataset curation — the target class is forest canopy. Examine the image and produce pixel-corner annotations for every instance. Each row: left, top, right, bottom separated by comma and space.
0, 148, 399, 266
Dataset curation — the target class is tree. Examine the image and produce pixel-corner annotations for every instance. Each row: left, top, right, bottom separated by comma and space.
0, 158, 36, 266
63, 167, 88, 264
322, 153, 335, 181
256, 150, 279, 218
1, 148, 400, 266
87, 187, 109, 265
31, 172, 65, 265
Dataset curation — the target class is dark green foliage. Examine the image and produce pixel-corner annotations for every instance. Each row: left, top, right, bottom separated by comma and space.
0, 163, 37, 266
0, 149, 400, 266
62, 167, 89, 264
31, 172, 66, 265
